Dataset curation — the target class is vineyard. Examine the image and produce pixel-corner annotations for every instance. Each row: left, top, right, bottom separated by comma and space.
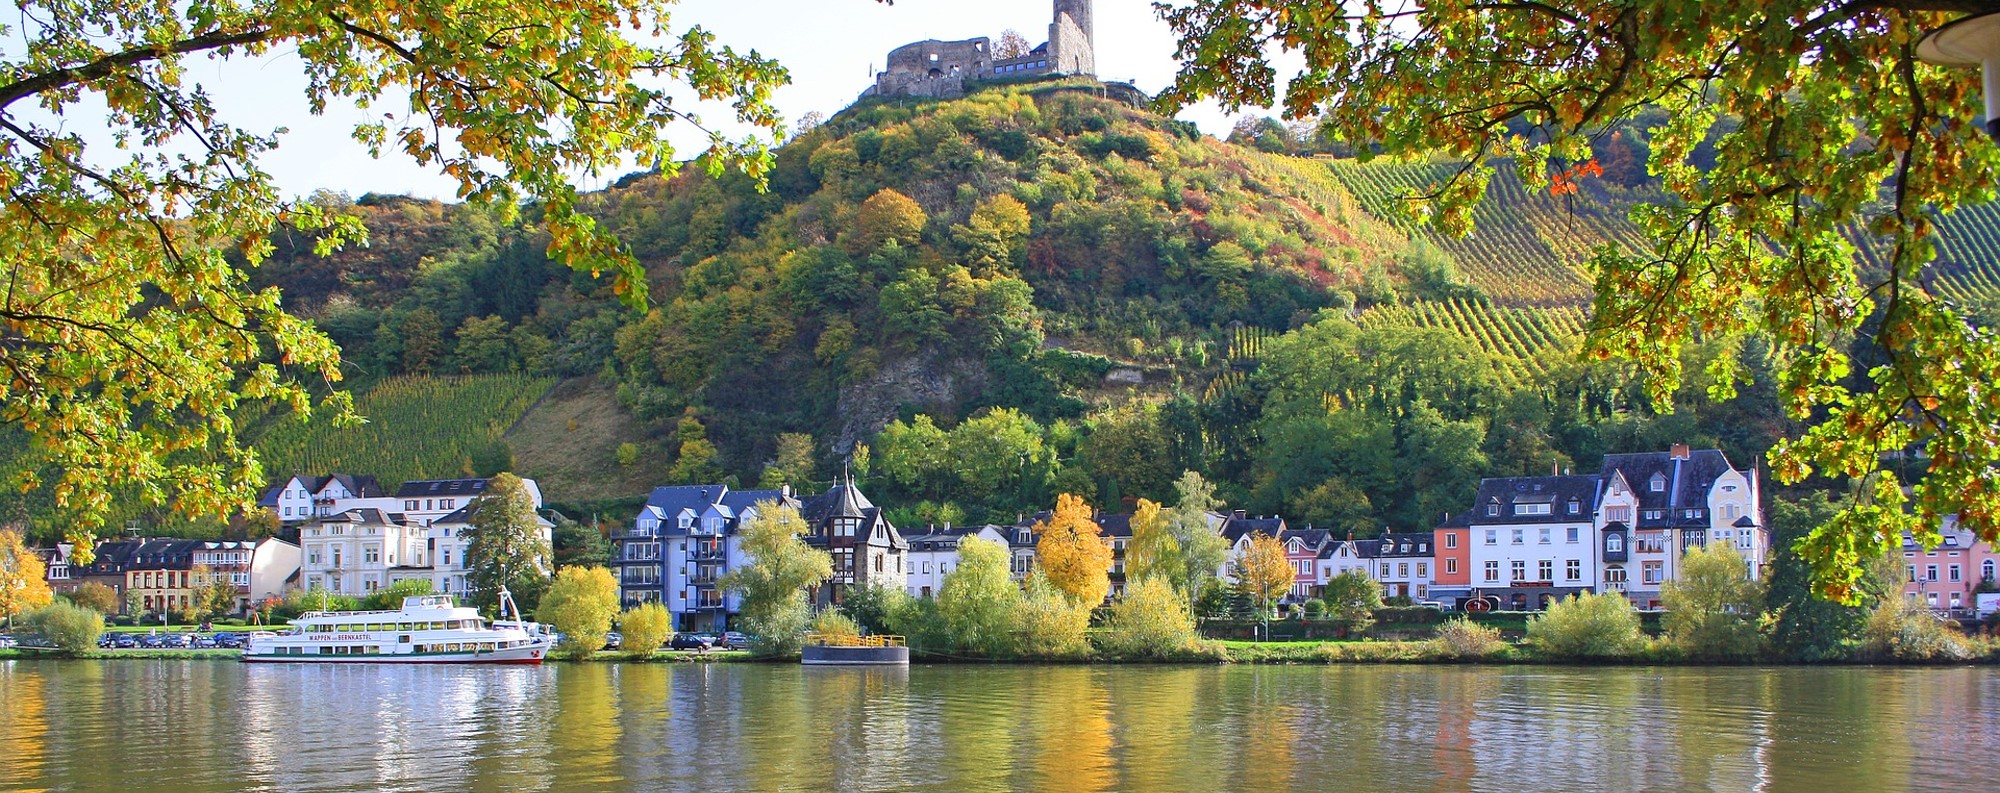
1325, 159, 1653, 307
251, 374, 554, 488
1360, 299, 1590, 390
1924, 202, 2000, 306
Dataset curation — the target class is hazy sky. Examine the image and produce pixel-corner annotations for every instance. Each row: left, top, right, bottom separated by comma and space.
163, 0, 1261, 201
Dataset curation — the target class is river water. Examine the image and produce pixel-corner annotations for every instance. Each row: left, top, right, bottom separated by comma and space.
0, 660, 1993, 792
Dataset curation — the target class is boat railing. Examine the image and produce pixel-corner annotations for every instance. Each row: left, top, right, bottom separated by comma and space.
805, 633, 905, 648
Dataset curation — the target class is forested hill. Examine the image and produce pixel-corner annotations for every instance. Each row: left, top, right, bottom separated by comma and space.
13, 77, 1996, 536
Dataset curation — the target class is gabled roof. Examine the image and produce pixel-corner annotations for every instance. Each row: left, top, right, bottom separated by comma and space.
1214, 511, 1286, 544
1375, 531, 1433, 557
1598, 448, 1740, 516
1461, 475, 1604, 525
1094, 513, 1131, 538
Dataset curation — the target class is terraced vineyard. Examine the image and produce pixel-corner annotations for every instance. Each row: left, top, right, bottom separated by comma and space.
1360, 298, 1590, 390
252, 374, 554, 487
1326, 160, 1651, 307
1924, 202, 2000, 306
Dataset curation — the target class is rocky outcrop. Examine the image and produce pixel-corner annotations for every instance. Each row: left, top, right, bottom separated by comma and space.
834, 349, 990, 454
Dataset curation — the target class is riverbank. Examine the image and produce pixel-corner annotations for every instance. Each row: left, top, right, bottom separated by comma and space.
0, 648, 243, 661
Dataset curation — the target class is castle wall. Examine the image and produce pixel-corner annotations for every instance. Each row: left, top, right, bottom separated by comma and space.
861, 1, 1094, 102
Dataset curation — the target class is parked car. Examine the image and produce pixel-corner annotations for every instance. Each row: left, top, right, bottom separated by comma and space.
210, 632, 245, 649
0, 634, 17, 649
97, 634, 116, 649
602, 632, 623, 651
111, 634, 138, 649
137, 634, 168, 649
691, 631, 720, 646
190, 636, 218, 649
719, 632, 749, 649
669, 633, 712, 651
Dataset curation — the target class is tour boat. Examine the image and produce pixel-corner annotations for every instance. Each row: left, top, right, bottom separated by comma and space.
243, 592, 554, 664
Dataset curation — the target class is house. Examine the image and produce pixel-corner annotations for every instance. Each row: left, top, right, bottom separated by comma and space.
1213, 510, 1289, 579
798, 479, 908, 606
124, 539, 202, 617
67, 540, 142, 608
1461, 475, 1604, 611
1597, 445, 1765, 608
1431, 519, 1473, 605
1278, 529, 1329, 602
390, 477, 545, 526
1098, 513, 1133, 597
612, 484, 791, 630
397, 501, 555, 597
1006, 517, 1042, 581
191, 538, 300, 613
1318, 536, 1374, 588
905, 524, 1012, 598
36, 543, 76, 594
1370, 531, 1435, 602
1901, 516, 2000, 616
298, 508, 426, 596
258, 474, 384, 524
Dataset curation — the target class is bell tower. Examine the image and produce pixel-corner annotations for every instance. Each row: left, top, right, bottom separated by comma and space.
1049, 0, 1096, 76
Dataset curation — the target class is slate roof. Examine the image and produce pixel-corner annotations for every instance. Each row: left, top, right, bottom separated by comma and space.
1095, 513, 1132, 538
1375, 531, 1434, 558
395, 478, 490, 499
798, 480, 908, 551
906, 524, 1000, 553
1215, 511, 1287, 544
1463, 475, 1604, 526
259, 473, 385, 507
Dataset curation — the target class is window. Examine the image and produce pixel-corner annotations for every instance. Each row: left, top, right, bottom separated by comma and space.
1416, 562, 1428, 578
1484, 561, 1499, 582
1538, 559, 1553, 581
442, 550, 451, 566
1908, 565, 1918, 582
1606, 534, 1624, 554
1643, 561, 1664, 585
442, 499, 454, 510
1566, 560, 1581, 581
1397, 563, 1409, 578
1511, 529, 1523, 545
1379, 563, 1390, 578
1539, 528, 1551, 544
404, 500, 419, 511
1486, 503, 1499, 516
1927, 564, 1939, 582
364, 547, 380, 564
1445, 559, 1458, 575
1650, 474, 1666, 492
1510, 560, 1526, 582
1984, 560, 1995, 581
1606, 506, 1631, 523
1684, 509, 1700, 519
923, 562, 932, 574
1950, 564, 1963, 582
1516, 503, 1550, 516
875, 554, 885, 573
1445, 534, 1458, 549
1566, 527, 1579, 543
1485, 530, 1497, 545
1567, 499, 1580, 515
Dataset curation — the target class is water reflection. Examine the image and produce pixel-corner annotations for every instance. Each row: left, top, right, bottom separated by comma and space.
0, 660, 1994, 791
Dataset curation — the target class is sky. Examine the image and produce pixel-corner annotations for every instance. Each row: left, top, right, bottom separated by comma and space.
156, 0, 1267, 201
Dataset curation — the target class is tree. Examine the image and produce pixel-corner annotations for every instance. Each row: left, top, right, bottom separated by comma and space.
621, 602, 672, 659
538, 566, 620, 659
853, 188, 927, 252
1034, 493, 1113, 606
190, 564, 241, 620
1764, 493, 1867, 661
0, 529, 53, 623
668, 411, 724, 485
1015, 574, 1092, 659
759, 433, 818, 494
1166, 471, 1231, 607
1160, 0, 2000, 600
1526, 592, 1644, 659
1233, 532, 1294, 637
453, 315, 515, 373
24, 601, 103, 655
936, 536, 1021, 657
1662, 542, 1765, 659
400, 308, 446, 374
1125, 499, 1182, 587
0, 0, 786, 529
1098, 576, 1203, 660
69, 581, 119, 616
718, 501, 832, 657
363, 577, 433, 611
952, 194, 1033, 276
462, 473, 552, 616
994, 28, 1033, 59
1321, 570, 1384, 637
552, 517, 611, 570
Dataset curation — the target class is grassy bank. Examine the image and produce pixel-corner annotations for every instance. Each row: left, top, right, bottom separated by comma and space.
0, 648, 243, 661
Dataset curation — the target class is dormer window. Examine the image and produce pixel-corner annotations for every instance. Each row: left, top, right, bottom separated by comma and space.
1567, 499, 1580, 515
1486, 503, 1499, 516
1650, 474, 1666, 493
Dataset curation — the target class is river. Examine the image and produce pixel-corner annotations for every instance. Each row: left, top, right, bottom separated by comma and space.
0, 660, 1993, 792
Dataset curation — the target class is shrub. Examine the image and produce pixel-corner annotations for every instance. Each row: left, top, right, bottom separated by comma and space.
1860, 598, 1972, 662
1526, 592, 1643, 659
69, 582, 120, 615
1428, 616, 1506, 660
1016, 575, 1091, 660
1661, 543, 1764, 659
620, 603, 671, 659
811, 608, 863, 643
1097, 577, 1204, 660
364, 578, 434, 611
25, 601, 105, 655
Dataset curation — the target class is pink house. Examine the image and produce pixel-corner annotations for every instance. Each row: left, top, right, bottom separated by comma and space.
1901, 516, 2000, 616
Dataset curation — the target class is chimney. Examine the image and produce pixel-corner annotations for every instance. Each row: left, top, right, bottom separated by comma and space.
1670, 443, 1690, 460
1552, 462, 1560, 476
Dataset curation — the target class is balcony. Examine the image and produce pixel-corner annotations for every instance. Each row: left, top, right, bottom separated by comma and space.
689, 544, 725, 562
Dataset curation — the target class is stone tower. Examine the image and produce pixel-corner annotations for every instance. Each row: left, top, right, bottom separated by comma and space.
1050, 0, 1095, 76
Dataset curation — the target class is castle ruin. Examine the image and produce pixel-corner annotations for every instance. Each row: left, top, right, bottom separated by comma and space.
861, 0, 1095, 101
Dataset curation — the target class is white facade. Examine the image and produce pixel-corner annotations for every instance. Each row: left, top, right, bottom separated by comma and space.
300, 510, 428, 596
906, 526, 1010, 598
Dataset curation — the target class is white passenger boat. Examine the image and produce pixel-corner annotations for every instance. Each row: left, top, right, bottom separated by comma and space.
243, 592, 554, 664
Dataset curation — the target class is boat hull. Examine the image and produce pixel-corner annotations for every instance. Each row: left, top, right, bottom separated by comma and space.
801, 645, 910, 665
242, 644, 550, 665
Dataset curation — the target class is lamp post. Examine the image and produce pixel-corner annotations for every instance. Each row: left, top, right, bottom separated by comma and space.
1919, 12, 2000, 141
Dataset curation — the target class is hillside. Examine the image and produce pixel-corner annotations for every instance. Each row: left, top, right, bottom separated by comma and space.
8, 77, 2000, 536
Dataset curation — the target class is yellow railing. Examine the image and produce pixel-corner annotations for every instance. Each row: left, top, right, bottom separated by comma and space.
805, 633, 905, 648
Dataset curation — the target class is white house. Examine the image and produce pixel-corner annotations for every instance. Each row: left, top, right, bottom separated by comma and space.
258, 474, 384, 524
1463, 475, 1604, 611
299, 508, 427, 596
904, 524, 1011, 599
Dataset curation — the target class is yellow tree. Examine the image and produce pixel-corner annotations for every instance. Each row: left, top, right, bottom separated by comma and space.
1035, 493, 1112, 606
1124, 498, 1183, 587
538, 566, 621, 659
620, 602, 672, 659
0, 529, 53, 623
0, 0, 788, 535
1234, 532, 1294, 637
